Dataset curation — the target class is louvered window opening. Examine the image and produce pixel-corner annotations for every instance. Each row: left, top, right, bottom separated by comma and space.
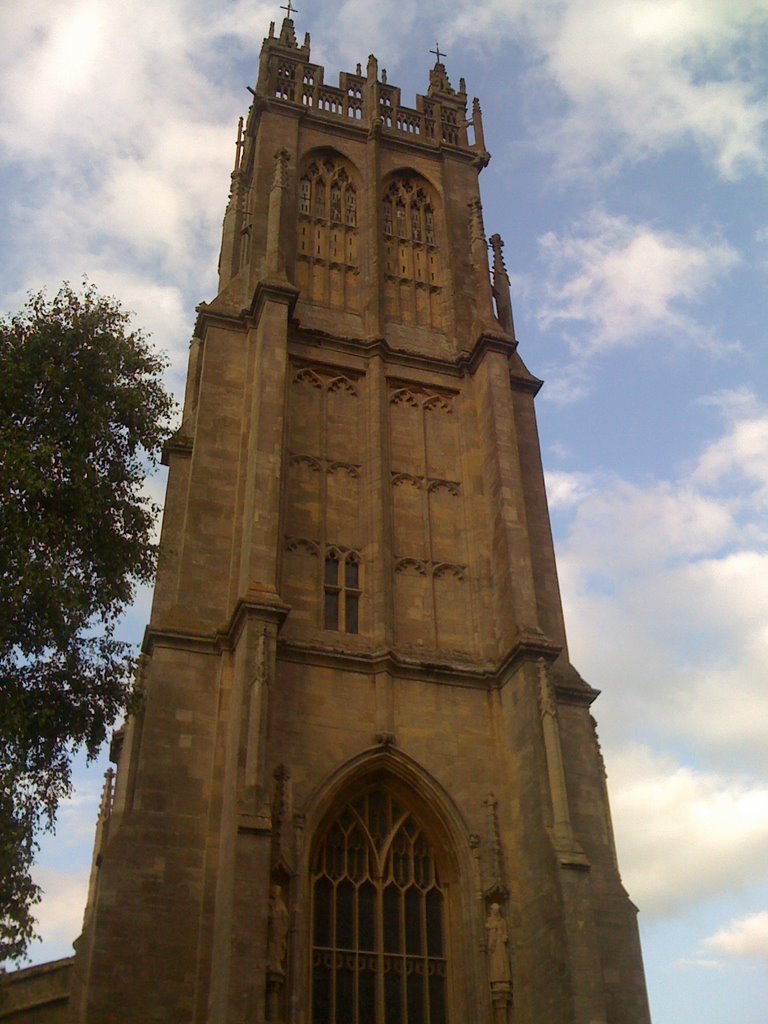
311, 788, 448, 1024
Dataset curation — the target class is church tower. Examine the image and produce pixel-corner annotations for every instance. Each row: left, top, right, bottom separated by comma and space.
70, 16, 651, 1024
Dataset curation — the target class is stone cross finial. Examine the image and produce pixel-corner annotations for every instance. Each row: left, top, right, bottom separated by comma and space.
430, 41, 446, 64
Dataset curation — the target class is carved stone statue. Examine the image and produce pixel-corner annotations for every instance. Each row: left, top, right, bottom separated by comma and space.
485, 903, 511, 983
267, 885, 289, 974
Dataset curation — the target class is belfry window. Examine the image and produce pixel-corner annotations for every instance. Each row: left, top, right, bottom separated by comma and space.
311, 787, 448, 1024
299, 159, 357, 227
324, 551, 361, 633
381, 174, 442, 328
296, 155, 360, 311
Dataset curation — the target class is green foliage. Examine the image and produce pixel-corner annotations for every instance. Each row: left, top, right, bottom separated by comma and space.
0, 282, 175, 963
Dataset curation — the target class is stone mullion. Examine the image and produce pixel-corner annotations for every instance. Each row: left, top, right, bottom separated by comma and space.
375, 875, 386, 1024
420, 881, 431, 1024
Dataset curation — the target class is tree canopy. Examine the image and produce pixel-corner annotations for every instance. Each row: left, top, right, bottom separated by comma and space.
0, 283, 175, 963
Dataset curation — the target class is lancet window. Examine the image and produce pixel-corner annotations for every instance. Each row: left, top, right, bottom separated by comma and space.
324, 549, 361, 633
382, 174, 442, 329
310, 787, 448, 1024
296, 154, 359, 311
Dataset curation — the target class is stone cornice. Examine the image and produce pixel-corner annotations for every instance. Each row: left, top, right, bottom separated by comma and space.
276, 630, 566, 691
193, 301, 248, 339
191, 301, 539, 390
141, 617, 598, 704
249, 278, 300, 324
141, 625, 220, 657
160, 432, 193, 466
219, 591, 292, 649
509, 368, 544, 396
288, 325, 528, 381
141, 592, 291, 657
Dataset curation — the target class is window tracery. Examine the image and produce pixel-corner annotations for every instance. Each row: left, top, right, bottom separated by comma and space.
382, 174, 442, 329
311, 787, 448, 1024
275, 62, 297, 101
297, 155, 359, 311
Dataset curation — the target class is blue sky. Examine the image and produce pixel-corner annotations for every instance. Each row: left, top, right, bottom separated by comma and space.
2, 2, 767, 1020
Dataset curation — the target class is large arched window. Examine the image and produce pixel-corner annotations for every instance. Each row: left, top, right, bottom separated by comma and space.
296, 153, 359, 312
310, 786, 448, 1024
382, 173, 442, 329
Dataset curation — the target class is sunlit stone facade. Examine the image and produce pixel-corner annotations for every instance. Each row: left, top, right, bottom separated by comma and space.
61, 16, 651, 1024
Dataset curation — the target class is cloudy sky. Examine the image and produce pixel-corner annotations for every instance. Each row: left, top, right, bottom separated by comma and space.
2, 1, 767, 1020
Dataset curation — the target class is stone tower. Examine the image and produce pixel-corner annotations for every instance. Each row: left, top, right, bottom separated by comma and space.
69, 16, 651, 1024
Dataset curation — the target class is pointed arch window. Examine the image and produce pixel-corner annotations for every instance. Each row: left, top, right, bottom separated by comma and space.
311, 787, 448, 1024
296, 155, 360, 311
324, 550, 361, 633
381, 175, 442, 328
299, 159, 357, 227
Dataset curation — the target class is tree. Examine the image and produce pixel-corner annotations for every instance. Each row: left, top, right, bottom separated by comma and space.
0, 283, 175, 963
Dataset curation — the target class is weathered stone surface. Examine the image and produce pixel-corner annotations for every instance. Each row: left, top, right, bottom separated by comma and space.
4, 16, 653, 1024
0, 959, 72, 1023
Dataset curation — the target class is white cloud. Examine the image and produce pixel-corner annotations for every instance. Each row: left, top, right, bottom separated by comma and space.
315, 0, 420, 71
561, 479, 734, 575
608, 745, 768, 916
444, 0, 768, 179
694, 412, 768, 499
536, 210, 739, 353
554, 396, 768, 770
0, 0, 245, 354
704, 911, 768, 962
28, 868, 89, 961
544, 469, 595, 509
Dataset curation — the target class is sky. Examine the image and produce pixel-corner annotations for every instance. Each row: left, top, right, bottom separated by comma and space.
1, 1, 767, 1020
